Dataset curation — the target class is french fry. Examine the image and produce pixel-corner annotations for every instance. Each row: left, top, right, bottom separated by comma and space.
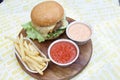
30, 55, 43, 62
24, 45, 38, 56
25, 56, 44, 70
42, 58, 50, 62
33, 52, 40, 56
14, 43, 21, 56
18, 35, 25, 59
29, 44, 35, 51
20, 46, 25, 59
23, 41, 28, 49
25, 60, 36, 71
33, 65, 43, 75
28, 55, 46, 66
23, 41, 38, 56
36, 56, 50, 62
28, 44, 39, 55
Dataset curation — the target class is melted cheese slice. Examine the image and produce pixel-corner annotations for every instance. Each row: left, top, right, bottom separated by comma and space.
34, 24, 56, 37
32, 16, 68, 38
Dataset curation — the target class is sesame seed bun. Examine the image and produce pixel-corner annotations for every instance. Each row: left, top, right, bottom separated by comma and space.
31, 1, 64, 27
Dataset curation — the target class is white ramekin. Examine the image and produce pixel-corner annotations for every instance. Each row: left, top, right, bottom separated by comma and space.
48, 39, 80, 66
66, 21, 92, 45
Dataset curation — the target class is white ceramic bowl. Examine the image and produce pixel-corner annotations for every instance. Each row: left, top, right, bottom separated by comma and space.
48, 39, 79, 66
15, 38, 48, 73
66, 21, 92, 45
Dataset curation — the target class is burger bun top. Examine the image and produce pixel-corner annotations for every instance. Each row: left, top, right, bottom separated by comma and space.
31, 1, 64, 27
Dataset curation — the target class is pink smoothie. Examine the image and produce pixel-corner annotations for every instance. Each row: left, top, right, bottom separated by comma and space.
68, 23, 91, 41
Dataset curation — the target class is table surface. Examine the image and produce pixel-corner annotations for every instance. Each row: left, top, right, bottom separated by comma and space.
0, 0, 120, 80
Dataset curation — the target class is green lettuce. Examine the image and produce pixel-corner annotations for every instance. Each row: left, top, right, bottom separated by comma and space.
22, 22, 66, 42
22, 22, 45, 42
46, 28, 65, 40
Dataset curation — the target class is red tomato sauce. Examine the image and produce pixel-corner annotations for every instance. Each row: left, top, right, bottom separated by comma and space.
50, 41, 77, 64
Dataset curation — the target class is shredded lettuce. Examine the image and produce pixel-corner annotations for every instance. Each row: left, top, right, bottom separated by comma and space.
22, 22, 45, 42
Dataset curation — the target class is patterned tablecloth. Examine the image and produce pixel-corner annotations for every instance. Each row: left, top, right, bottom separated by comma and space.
0, 0, 120, 80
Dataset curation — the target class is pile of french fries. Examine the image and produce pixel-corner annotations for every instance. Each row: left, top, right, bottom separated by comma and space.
6, 34, 50, 75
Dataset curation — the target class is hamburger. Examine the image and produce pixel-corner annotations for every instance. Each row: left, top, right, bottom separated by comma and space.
22, 1, 68, 42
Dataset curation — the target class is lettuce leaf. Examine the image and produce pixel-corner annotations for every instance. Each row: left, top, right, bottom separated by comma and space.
22, 21, 67, 42
22, 22, 45, 42
47, 28, 65, 39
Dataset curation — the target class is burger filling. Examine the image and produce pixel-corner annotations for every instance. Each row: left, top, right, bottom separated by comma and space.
22, 16, 68, 42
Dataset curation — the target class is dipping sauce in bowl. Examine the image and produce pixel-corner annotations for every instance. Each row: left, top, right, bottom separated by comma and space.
48, 39, 79, 66
66, 21, 92, 45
